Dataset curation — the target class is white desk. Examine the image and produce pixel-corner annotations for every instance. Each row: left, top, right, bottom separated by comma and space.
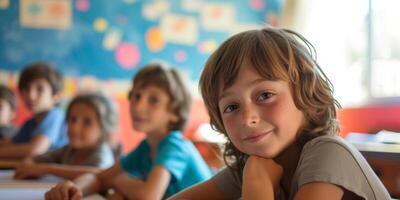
0, 170, 105, 200
347, 132, 400, 160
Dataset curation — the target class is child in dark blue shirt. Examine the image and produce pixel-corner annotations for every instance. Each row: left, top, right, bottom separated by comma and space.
0, 62, 68, 159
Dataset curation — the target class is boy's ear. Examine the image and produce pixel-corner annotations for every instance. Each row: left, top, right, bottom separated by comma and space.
169, 112, 179, 123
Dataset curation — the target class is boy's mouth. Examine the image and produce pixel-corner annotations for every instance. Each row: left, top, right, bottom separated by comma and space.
133, 116, 146, 123
242, 130, 273, 143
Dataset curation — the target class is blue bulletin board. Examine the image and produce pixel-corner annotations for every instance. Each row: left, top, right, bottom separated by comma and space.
0, 0, 282, 81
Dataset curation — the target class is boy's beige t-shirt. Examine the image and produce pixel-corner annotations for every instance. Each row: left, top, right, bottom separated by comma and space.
212, 135, 391, 200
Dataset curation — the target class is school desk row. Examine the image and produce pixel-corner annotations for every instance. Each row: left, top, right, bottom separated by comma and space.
0, 170, 105, 200
0, 140, 399, 198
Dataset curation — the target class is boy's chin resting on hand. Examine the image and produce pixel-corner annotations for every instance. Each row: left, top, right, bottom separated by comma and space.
242, 155, 283, 200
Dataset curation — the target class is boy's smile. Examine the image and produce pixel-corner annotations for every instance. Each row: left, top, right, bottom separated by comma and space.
218, 64, 305, 158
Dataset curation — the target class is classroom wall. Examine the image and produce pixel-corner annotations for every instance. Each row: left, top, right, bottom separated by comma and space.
0, 0, 282, 81
0, 0, 283, 153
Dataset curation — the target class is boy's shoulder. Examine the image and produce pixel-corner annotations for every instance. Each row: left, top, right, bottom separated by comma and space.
47, 106, 65, 115
303, 135, 353, 152
299, 135, 366, 169
296, 135, 391, 199
160, 131, 192, 148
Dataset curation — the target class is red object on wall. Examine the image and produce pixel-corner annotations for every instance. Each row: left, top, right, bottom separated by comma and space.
338, 106, 400, 138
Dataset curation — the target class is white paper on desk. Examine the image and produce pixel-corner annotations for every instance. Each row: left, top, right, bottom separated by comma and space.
376, 130, 400, 144
0, 188, 106, 200
0, 188, 47, 200
0, 170, 62, 185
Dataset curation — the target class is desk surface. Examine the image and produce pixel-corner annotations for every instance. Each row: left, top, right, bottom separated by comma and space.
0, 170, 105, 200
351, 142, 400, 154
347, 132, 400, 160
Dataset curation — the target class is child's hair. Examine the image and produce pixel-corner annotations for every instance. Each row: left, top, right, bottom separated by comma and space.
18, 62, 63, 95
130, 63, 192, 132
66, 93, 119, 141
200, 27, 340, 173
0, 85, 16, 111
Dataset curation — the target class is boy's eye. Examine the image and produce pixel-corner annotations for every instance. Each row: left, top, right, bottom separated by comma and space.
35, 84, 44, 93
68, 116, 77, 123
256, 92, 273, 101
132, 93, 141, 101
148, 96, 159, 105
223, 104, 238, 114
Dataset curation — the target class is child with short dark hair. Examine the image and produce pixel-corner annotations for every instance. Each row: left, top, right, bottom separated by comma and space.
0, 85, 17, 140
44, 63, 212, 200
14, 92, 117, 180
0, 62, 68, 158
170, 27, 390, 200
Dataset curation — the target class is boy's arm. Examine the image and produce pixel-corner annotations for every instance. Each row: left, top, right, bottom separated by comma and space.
112, 165, 171, 200
0, 134, 50, 158
293, 182, 344, 200
45, 161, 123, 200
168, 179, 231, 200
242, 155, 283, 200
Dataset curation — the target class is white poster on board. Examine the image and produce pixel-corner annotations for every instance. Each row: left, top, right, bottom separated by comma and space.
20, 0, 71, 29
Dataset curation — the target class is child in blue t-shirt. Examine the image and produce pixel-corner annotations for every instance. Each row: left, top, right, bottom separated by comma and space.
45, 63, 212, 200
0, 62, 68, 159
14, 92, 117, 180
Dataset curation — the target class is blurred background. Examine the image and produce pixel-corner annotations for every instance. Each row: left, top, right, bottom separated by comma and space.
0, 0, 399, 172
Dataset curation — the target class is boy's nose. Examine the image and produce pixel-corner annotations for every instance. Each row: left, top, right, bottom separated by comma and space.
68, 122, 81, 135
26, 89, 38, 100
133, 98, 147, 112
241, 104, 260, 127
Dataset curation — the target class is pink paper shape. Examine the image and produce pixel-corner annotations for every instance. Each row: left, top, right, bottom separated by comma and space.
115, 43, 141, 69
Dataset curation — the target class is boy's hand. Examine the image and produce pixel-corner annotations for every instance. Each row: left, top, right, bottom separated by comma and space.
14, 161, 44, 179
243, 155, 283, 192
45, 180, 83, 200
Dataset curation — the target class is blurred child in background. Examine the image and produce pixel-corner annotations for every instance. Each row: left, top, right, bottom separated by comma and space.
45, 63, 212, 200
14, 92, 117, 180
0, 85, 17, 140
0, 62, 68, 158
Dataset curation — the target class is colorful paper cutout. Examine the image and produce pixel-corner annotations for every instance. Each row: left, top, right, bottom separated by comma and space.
20, 0, 71, 29
146, 27, 165, 52
49, 3, 66, 17
250, 0, 264, 11
266, 13, 279, 26
94, 18, 108, 32
76, 0, 89, 12
161, 14, 198, 45
103, 28, 122, 50
201, 4, 234, 31
198, 40, 218, 54
28, 2, 41, 15
175, 50, 187, 62
115, 43, 140, 69
142, 1, 170, 20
